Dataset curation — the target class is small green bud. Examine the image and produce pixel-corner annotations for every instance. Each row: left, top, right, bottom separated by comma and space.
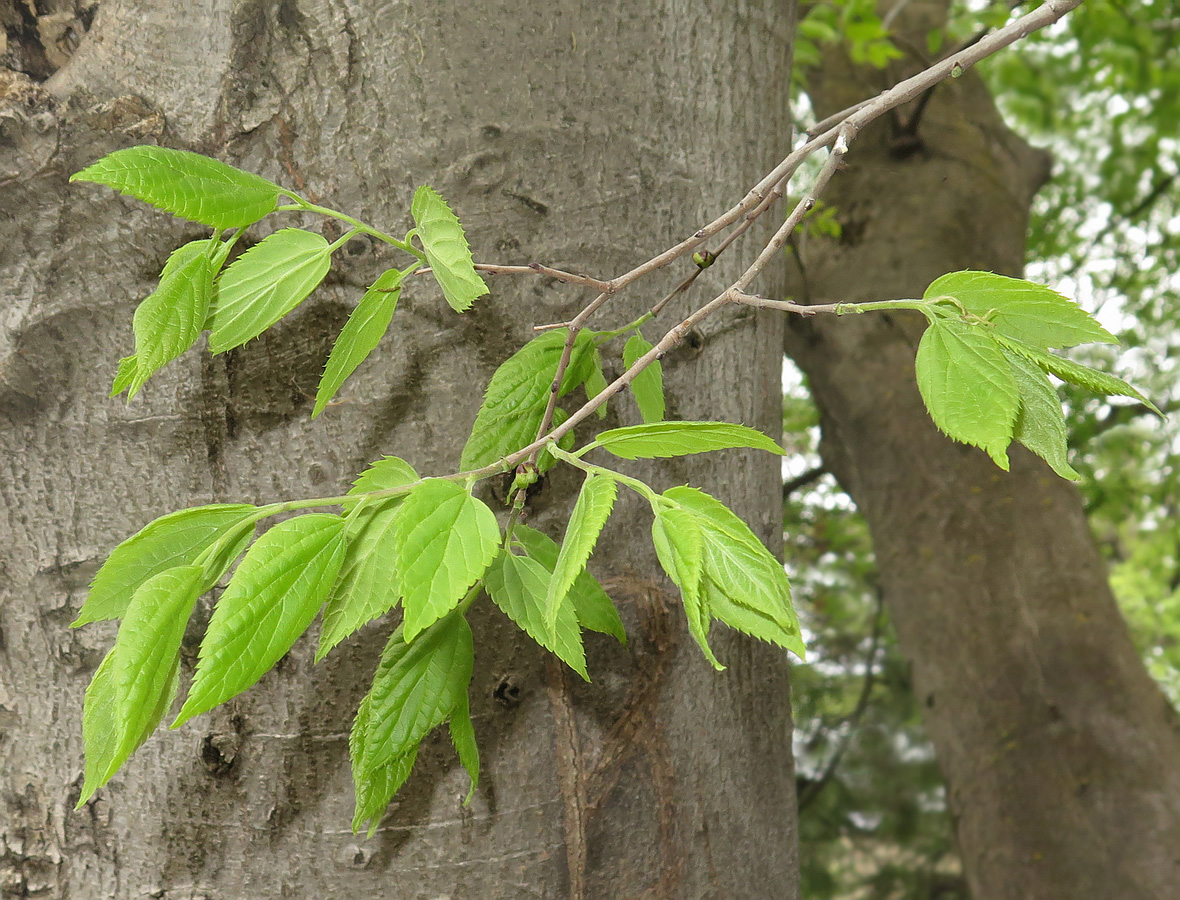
692, 250, 716, 269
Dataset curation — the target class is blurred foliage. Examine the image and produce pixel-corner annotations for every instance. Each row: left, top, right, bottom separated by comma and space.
788, 1, 1180, 897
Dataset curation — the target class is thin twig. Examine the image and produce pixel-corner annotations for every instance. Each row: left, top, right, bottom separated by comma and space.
783, 466, 827, 500
469, 0, 1082, 480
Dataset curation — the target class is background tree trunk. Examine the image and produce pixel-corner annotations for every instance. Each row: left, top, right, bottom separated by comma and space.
787, 5, 1180, 898
0, 2, 797, 897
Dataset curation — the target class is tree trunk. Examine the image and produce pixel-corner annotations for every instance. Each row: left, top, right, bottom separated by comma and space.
786, 7, 1180, 898
0, 2, 797, 897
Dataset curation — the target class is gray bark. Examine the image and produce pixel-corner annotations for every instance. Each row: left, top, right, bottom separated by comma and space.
787, 5, 1180, 897
0, 2, 798, 898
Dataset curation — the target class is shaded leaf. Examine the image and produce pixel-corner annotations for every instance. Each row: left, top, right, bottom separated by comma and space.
77, 566, 202, 804
78, 649, 181, 807
623, 333, 665, 423
72, 146, 282, 229
317, 502, 403, 661
350, 690, 416, 836
411, 186, 488, 312
363, 613, 473, 774
459, 329, 597, 470
174, 514, 347, 725
1003, 350, 1080, 480
207, 228, 332, 353
449, 692, 480, 804
584, 348, 610, 419
393, 480, 500, 640
126, 240, 215, 396
314, 267, 403, 418
74, 504, 257, 626
486, 551, 588, 680
512, 525, 625, 643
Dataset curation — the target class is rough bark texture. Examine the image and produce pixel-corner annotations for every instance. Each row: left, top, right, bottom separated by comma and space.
786, 4, 1180, 898
0, 2, 797, 897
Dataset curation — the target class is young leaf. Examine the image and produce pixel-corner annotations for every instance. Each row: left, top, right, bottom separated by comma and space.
78, 648, 181, 806
914, 319, 1020, 469
591, 421, 785, 460
313, 267, 403, 418
174, 514, 347, 726
110, 566, 205, 762
74, 503, 257, 626
110, 355, 138, 397
393, 480, 500, 640
410, 186, 489, 312
545, 474, 617, 638
347, 455, 421, 505
623, 333, 665, 423
703, 576, 807, 659
206, 228, 332, 353
512, 525, 626, 643
1003, 350, 1080, 481
993, 333, 1162, 416
651, 504, 719, 669
350, 691, 416, 836
584, 348, 610, 420
459, 329, 597, 470
485, 551, 588, 681
449, 692, 480, 804
78, 566, 202, 805
363, 613, 474, 775
925, 270, 1117, 349
317, 502, 403, 661
665, 486, 802, 658
127, 240, 216, 396
71, 146, 282, 229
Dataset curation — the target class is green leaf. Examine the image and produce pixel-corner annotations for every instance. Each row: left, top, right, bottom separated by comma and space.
111, 566, 205, 759
411, 186, 489, 312
363, 612, 473, 775
623, 333, 665, 423
71, 146, 282, 229
313, 267, 403, 418
485, 551, 588, 680
317, 502, 404, 661
459, 329, 597, 470
914, 319, 1020, 469
110, 355, 138, 398
512, 525, 625, 644
664, 487, 803, 659
449, 692, 480, 804
126, 240, 215, 396
925, 270, 1118, 349
651, 504, 719, 669
350, 690, 416, 836
393, 480, 500, 640
78, 648, 181, 807
74, 503, 257, 626
207, 228, 332, 353
703, 576, 807, 660
591, 421, 785, 460
1003, 350, 1080, 480
993, 333, 1163, 416
347, 455, 421, 506
174, 514, 347, 726
545, 474, 617, 638
584, 348, 610, 419
78, 566, 202, 805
